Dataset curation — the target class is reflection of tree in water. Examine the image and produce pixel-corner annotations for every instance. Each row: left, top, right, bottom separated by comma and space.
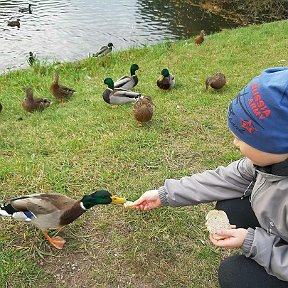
136, 0, 238, 39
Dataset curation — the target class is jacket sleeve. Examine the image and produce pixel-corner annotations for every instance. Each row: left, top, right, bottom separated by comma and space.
159, 158, 255, 207
242, 227, 288, 281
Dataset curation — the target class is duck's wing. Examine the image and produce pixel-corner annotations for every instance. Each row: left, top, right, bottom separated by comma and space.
94, 46, 107, 56
113, 89, 141, 98
10, 194, 74, 215
114, 76, 131, 88
59, 85, 76, 96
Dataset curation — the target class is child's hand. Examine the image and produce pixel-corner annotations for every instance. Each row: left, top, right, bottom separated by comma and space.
132, 190, 161, 210
209, 227, 248, 249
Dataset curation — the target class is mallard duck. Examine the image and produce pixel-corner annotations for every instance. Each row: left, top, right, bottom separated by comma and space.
157, 68, 175, 90
0, 190, 127, 249
28, 52, 36, 66
195, 30, 205, 45
114, 64, 139, 90
50, 71, 76, 103
103, 78, 141, 105
22, 87, 52, 113
133, 96, 154, 127
206, 72, 226, 91
7, 19, 20, 28
19, 4, 32, 13
93, 43, 114, 57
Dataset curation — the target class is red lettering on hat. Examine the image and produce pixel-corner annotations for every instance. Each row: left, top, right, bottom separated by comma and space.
240, 118, 257, 134
249, 83, 271, 120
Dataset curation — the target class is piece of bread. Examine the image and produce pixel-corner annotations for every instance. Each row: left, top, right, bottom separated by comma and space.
123, 200, 136, 209
205, 210, 230, 240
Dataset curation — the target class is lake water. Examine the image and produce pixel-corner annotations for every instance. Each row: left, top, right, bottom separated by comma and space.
0, 0, 238, 73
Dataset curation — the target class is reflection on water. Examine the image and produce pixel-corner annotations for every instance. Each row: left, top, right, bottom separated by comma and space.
0, 0, 238, 73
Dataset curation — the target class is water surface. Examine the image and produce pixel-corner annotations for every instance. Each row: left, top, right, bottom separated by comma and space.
0, 0, 238, 73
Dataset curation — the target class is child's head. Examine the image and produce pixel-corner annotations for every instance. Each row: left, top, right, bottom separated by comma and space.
227, 67, 288, 165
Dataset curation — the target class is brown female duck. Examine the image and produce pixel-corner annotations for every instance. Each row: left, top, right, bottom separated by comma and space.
195, 30, 205, 45
206, 72, 226, 91
133, 96, 154, 127
50, 71, 76, 103
22, 87, 52, 113
7, 19, 20, 28
0, 190, 127, 249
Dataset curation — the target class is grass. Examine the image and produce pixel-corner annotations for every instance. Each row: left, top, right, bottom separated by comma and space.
0, 20, 287, 287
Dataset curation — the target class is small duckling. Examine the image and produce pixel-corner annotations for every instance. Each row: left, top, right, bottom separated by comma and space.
19, 4, 32, 13
157, 68, 175, 90
50, 71, 76, 103
7, 19, 20, 29
22, 87, 52, 113
206, 72, 226, 91
93, 43, 114, 57
195, 30, 205, 45
28, 52, 36, 66
133, 96, 154, 127
114, 64, 139, 90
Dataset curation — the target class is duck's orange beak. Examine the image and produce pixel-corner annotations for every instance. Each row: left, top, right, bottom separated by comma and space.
111, 196, 126, 204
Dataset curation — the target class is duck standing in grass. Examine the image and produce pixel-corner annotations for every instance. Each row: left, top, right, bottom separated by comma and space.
206, 72, 226, 91
133, 96, 154, 127
50, 71, 76, 103
7, 19, 20, 28
28, 52, 37, 66
114, 64, 139, 90
22, 87, 52, 113
22, 87, 51, 112
19, 4, 32, 13
0, 190, 127, 249
157, 68, 175, 90
195, 30, 205, 45
103, 77, 142, 105
93, 43, 114, 57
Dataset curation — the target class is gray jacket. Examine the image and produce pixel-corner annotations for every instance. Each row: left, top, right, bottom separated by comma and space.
158, 157, 288, 281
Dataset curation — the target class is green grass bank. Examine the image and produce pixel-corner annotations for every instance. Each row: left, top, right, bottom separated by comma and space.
0, 20, 287, 287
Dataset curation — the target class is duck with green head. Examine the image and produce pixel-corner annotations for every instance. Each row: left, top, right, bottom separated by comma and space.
114, 64, 139, 90
103, 77, 142, 105
157, 68, 175, 90
93, 43, 114, 57
0, 190, 127, 249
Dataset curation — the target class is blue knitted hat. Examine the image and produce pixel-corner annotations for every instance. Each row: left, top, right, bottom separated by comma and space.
227, 67, 288, 154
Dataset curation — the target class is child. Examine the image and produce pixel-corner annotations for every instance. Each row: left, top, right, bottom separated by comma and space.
133, 67, 288, 288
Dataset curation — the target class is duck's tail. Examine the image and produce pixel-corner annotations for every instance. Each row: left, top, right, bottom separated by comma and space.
0, 203, 13, 217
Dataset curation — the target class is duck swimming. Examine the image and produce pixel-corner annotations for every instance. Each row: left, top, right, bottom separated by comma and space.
19, 4, 32, 13
22, 87, 52, 113
7, 19, 20, 28
103, 77, 141, 105
114, 64, 139, 90
0, 190, 127, 249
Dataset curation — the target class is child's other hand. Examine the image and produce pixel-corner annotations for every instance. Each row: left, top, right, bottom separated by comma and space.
132, 190, 161, 210
209, 227, 248, 249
